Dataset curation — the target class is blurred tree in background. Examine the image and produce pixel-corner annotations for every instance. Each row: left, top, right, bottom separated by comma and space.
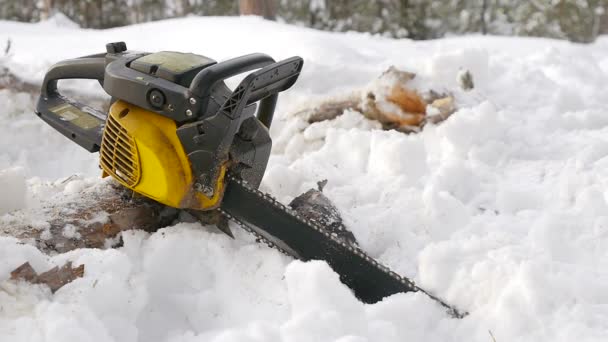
240, 0, 276, 19
1, 0, 607, 42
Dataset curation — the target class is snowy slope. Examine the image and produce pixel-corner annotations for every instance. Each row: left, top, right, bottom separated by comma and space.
1, 16, 608, 342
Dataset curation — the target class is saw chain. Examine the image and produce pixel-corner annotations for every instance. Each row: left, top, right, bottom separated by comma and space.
219, 174, 466, 318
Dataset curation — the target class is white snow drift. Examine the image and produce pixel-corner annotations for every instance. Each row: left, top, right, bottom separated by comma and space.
1, 15, 608, 342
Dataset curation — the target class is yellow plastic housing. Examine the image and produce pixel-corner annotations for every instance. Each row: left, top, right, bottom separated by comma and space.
100, 100, 225, 210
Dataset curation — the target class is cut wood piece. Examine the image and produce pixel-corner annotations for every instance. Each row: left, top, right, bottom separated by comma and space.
361, 92, 423, 132
291, 66, 457, 134
427, 96, 456, 124
289, 180, 358, 246
306, 98, 361, 124
386, 84, 427, 115
381, 66, 416, 84
10, 261, 85, 292
10, 262, 37, 282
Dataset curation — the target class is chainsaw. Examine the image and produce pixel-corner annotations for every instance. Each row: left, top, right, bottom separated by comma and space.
35, 42, 464, 317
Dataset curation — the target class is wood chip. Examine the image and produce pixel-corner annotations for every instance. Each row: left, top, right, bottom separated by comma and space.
10, 261, 85, 292
289, 183, 358, 246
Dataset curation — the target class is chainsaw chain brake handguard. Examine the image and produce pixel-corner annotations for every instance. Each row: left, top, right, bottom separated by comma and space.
36, 42, 304, 192
176, 55, 304, 196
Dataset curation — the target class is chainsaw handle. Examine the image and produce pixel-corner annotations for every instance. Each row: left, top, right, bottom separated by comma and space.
37, 57, 107, 153
229, 56, 303, 127
189, 53, 276, 99
41, 57, 106, 98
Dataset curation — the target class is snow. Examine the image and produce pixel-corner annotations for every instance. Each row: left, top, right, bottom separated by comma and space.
1, 16, 608, 342
0, 168, 26, 214
61, 224, 80, 239
36, 13, 81, 30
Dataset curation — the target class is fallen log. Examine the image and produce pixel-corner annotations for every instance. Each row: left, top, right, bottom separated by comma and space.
4, 178, 355, 292
1, 180, 180, 254
2, 177, 354, 253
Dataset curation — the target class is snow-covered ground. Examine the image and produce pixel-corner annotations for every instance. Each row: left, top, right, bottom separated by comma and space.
1, 15, 608, 342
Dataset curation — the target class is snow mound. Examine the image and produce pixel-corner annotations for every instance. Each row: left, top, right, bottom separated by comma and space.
37, 12, 80, 29
0, 167, 26, 214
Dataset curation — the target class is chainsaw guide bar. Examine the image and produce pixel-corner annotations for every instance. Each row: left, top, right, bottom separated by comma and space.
220, 174, 466, 318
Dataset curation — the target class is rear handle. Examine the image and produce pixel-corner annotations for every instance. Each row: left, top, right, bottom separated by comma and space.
37, 56, 108, 152
41, 57, 106, 98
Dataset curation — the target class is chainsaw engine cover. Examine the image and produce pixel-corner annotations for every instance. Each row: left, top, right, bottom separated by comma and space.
100, 100, 226, 210
129, 51, 216, 87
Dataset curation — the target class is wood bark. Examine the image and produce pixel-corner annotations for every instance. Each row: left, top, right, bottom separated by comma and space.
11, 262, 84, 293
296, 66, 457, 133
1, 182, 180, 254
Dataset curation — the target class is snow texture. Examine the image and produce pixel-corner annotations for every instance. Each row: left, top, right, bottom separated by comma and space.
1, 16, 608, 342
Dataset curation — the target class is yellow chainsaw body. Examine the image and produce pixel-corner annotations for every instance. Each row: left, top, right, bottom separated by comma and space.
99, 100, 225, 210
